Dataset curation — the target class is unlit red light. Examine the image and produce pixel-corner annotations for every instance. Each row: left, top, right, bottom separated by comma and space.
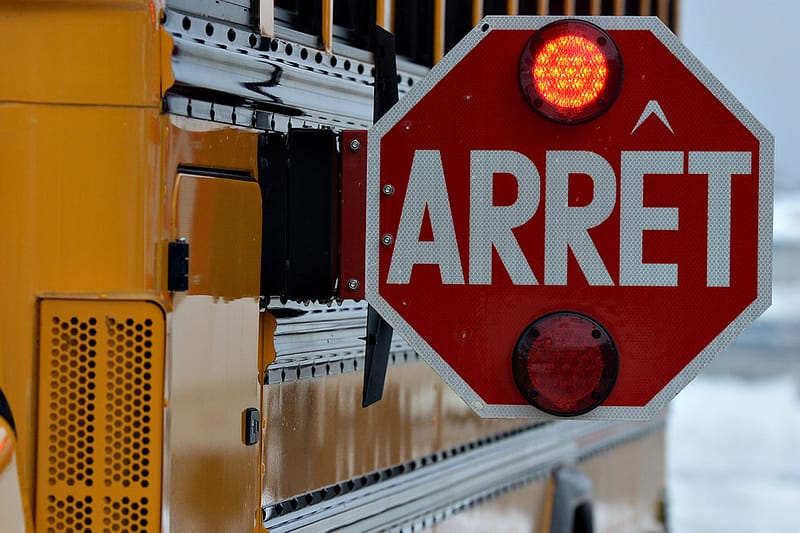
512, 312, 618, 417
533, 35, 609, 109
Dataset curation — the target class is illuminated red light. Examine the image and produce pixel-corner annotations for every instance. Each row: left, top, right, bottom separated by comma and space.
533, 35, 608, 108
519, 20, 623, 124
512, 312, 618, 417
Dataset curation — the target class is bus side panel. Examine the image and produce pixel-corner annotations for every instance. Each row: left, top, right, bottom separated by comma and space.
263, 361, 527, 503
0, 103, 161, 512
163, 117, 263, 532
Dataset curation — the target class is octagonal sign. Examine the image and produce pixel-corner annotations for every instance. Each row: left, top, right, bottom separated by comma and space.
366, 16, 773, 420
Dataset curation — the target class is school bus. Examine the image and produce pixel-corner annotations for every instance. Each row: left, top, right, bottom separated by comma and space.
0, 1, 677, 531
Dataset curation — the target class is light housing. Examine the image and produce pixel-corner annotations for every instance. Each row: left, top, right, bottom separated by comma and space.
518, 19, 623, 124
512, 312, 618, 417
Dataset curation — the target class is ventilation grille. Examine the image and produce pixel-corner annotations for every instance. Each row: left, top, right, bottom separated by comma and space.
37, 299, 164, 533
105, 317, 154, 489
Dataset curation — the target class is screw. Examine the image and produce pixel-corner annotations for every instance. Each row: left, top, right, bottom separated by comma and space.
382, 184, 395, 196
348, 138, 361, 152
381, 234, 394, 246
347, 278, 360, 290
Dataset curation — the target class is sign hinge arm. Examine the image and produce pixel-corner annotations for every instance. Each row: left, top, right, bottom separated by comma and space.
362, 25, 399, 408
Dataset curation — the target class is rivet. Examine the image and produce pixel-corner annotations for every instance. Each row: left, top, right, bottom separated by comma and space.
382, 184, 395, 196
381, 234, 394, 246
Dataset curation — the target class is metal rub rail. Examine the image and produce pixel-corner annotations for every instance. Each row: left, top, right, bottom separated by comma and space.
164, 7, 423, 131
263, 416, 666, 532
267, 300, 417, 385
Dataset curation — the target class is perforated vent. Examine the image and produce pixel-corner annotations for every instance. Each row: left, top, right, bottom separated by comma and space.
37, 299, 164, 533
45, 495, 94, 532
105, 317, 154, 489
103, 496, 151, 532
46, 316, 98, 489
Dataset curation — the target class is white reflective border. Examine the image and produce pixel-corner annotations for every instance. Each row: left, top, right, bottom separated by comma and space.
366, 16, 774, 420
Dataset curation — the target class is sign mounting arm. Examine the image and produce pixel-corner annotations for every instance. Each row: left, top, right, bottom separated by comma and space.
362, 25, 399, 408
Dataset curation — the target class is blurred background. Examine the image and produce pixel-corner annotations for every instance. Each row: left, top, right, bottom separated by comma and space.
668, 1, 800, 531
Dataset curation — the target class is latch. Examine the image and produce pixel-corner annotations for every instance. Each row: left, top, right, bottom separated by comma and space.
167, 238, 189, 292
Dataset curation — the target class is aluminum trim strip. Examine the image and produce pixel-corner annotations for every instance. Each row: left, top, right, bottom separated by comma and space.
163, 8, 423, 129
263, 416, 665, 532
266, 300, 418, 384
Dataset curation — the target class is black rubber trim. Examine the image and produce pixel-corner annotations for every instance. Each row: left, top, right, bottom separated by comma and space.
176, 164, 254, 181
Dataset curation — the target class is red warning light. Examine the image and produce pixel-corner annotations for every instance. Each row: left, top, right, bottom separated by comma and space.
512, 312, 619, 417
519, 20, 623, 124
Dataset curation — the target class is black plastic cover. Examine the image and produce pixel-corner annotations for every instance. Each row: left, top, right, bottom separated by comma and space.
259, 128, 339, 301
167, 240, 190, 292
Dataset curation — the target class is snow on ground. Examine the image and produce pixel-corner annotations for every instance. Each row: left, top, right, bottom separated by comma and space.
668, 376, 800, 533
668, 199, 800, 532
773, 193, 800, 246
762, 282, 800, 324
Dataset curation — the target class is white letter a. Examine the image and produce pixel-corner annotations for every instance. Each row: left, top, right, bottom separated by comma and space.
387, 150, 464, 285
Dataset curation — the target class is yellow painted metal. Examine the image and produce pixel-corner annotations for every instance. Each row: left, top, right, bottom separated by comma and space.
433, 476, 548, 532
0, 1, 163, 107
36, 298, 166, 532
433, 429, 666, 533
0, 103, 163, 502
0, 3, 167, 516
507, 0, 519, 15
0, 417, 29, 533
658, 0, 670, 25
434, 0, 446, 64
259, 0, 276, 36
160, 25, 176, 96
583, 429, 666, 532
259, 312, 278, 386
376, 0, 394, 31
322, 0, 334, 52
0, 2, 267, 529
167, 163, 263, 531
263, 361, 528, 502
472, 0, 484, 26
538, 0, 549, 16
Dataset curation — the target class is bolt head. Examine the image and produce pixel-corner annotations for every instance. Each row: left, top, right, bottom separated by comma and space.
381, 234, 394, 246
348, 138, 361, 152
347, 278, 360, 290
382, 184, 395, 196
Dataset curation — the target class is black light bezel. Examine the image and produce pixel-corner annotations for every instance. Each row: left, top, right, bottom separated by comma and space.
518, 19, 624, 125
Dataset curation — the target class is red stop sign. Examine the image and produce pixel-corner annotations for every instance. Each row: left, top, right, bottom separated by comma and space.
365, 17, 773, 419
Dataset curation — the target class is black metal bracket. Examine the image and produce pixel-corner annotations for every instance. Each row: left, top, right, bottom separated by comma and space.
167, 238, 190, 292
362, 25, 399, 408
243, 407, 261, 446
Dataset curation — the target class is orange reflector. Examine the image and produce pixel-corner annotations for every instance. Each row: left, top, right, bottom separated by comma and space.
512, 312, 618, 417
519, 20, 623, 124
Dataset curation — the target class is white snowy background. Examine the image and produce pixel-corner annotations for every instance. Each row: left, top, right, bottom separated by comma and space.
669, 1, 800, 532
